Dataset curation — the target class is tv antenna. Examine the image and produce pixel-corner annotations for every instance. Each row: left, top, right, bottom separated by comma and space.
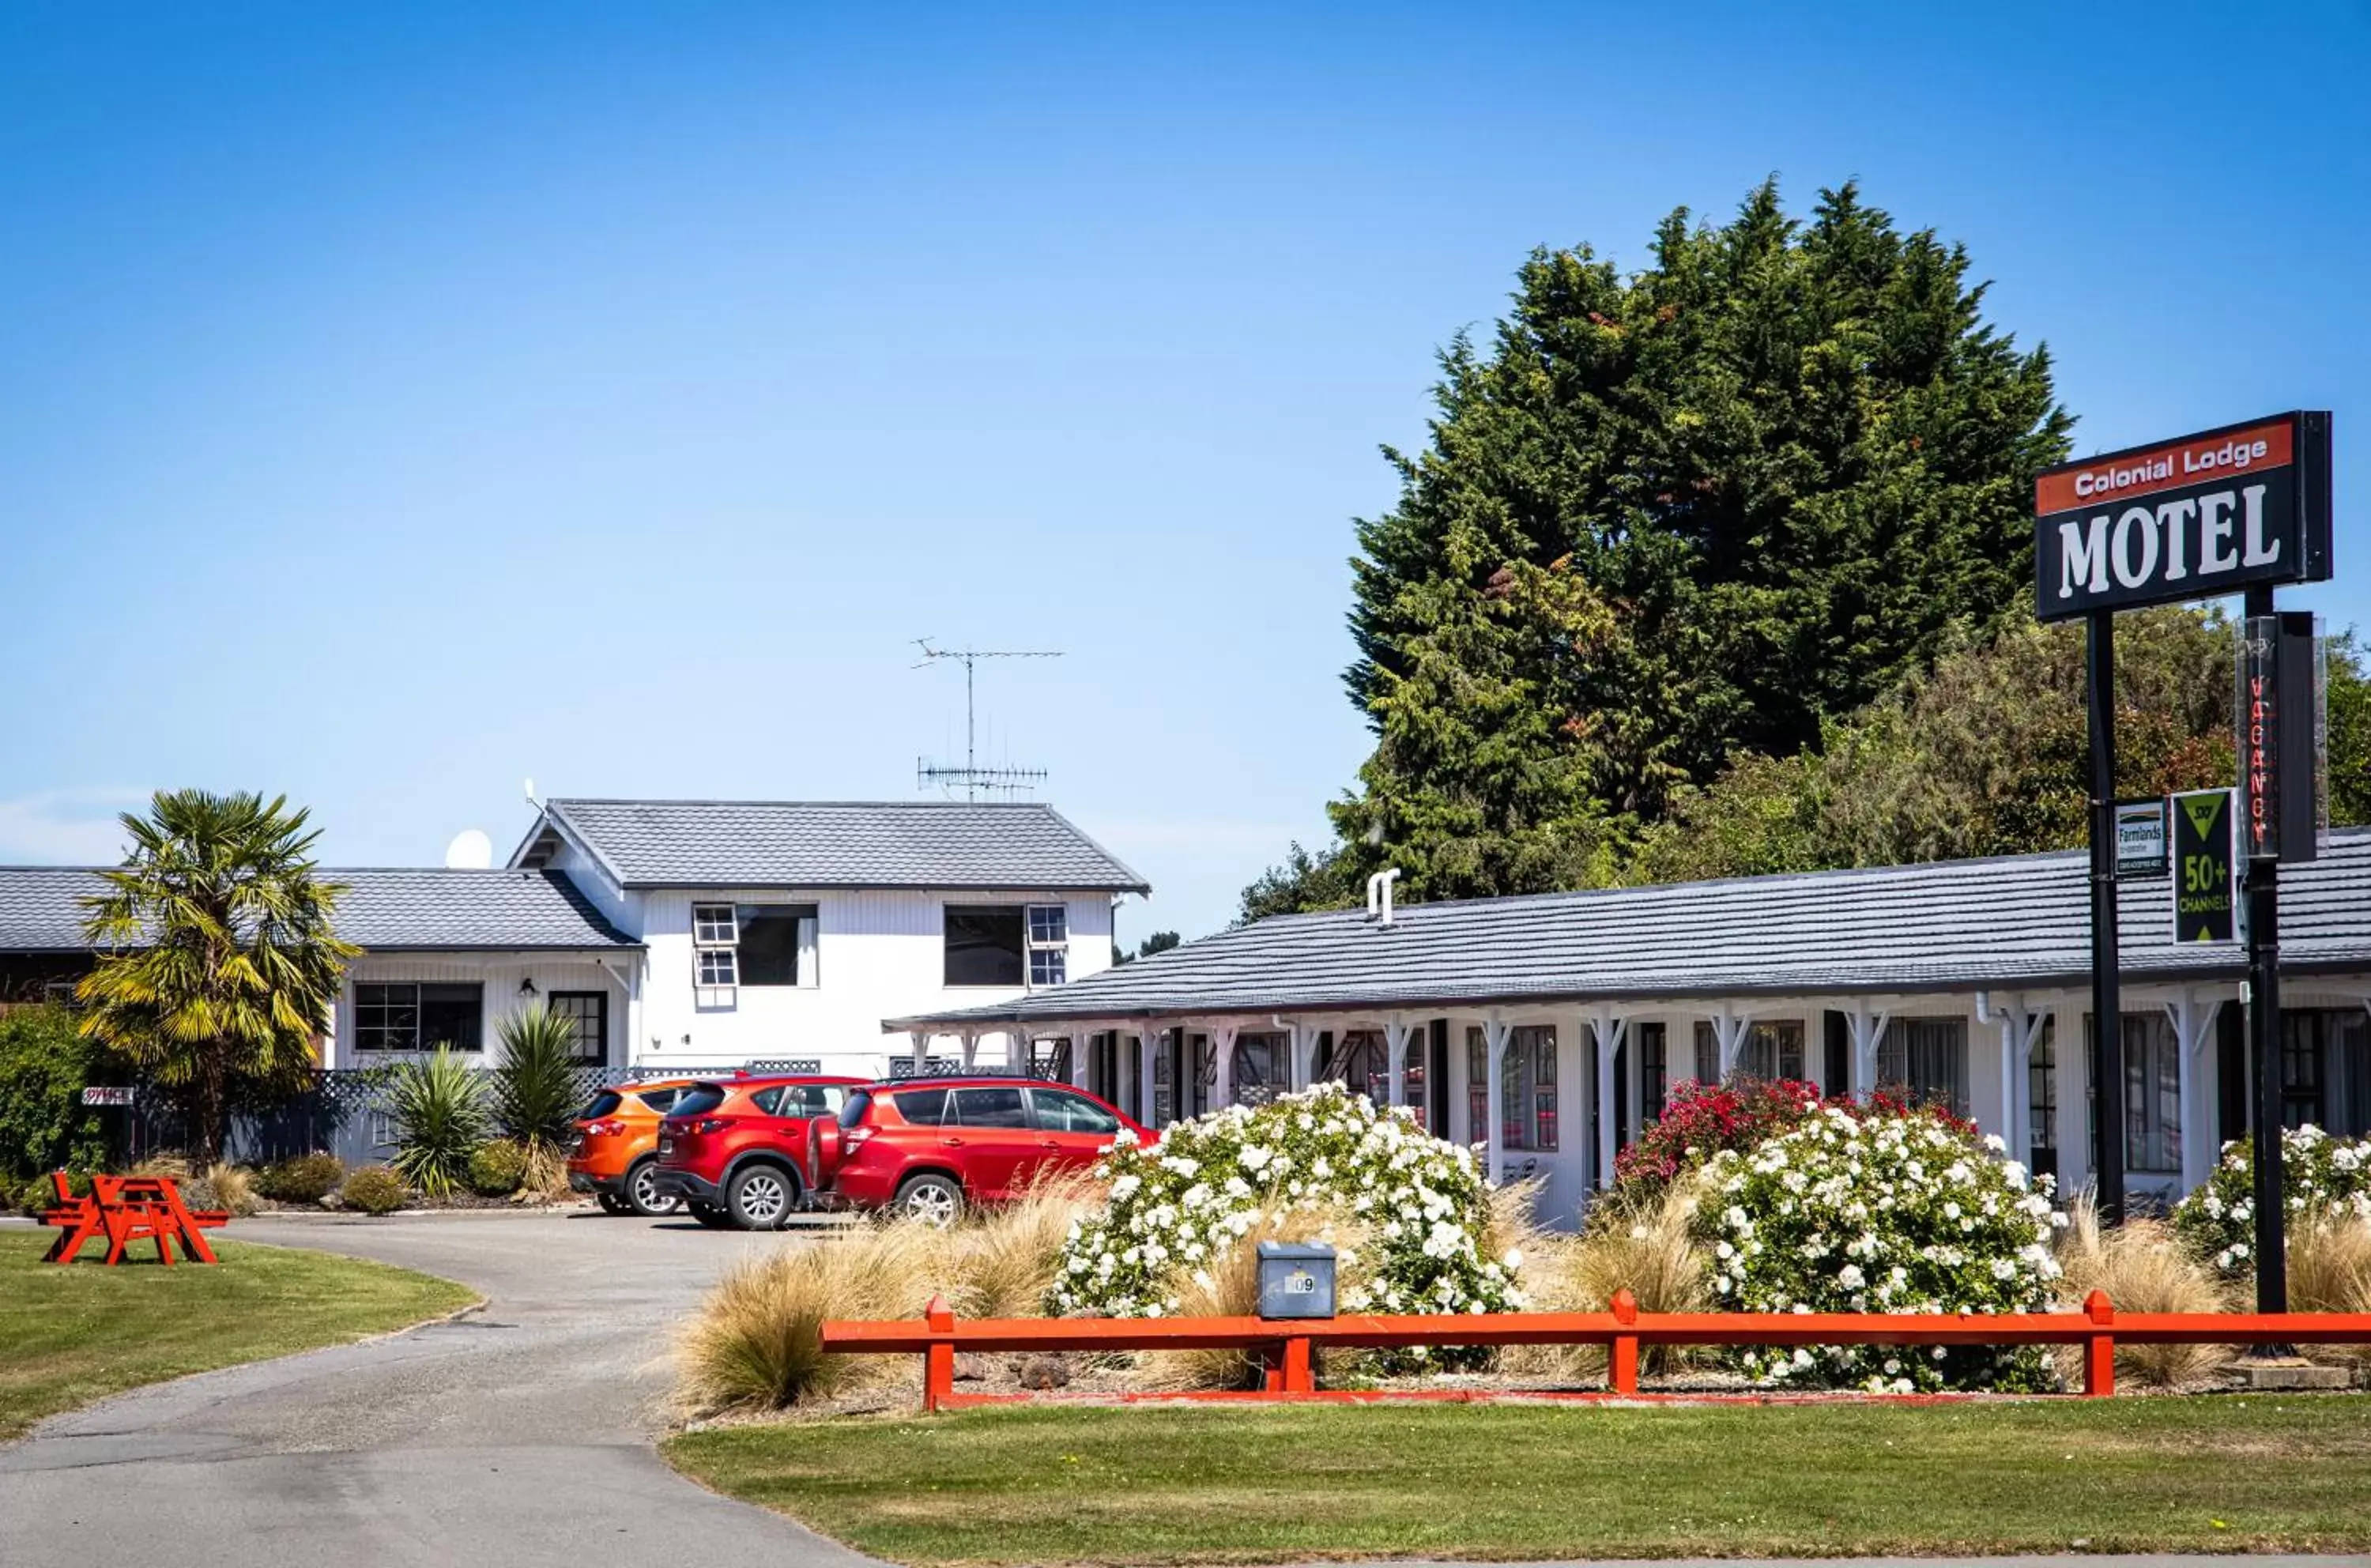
913, 639, 1061, 800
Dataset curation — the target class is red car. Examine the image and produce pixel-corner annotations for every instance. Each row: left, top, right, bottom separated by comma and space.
651, 1073, 865, 1230
812, 1076, 1151, 1225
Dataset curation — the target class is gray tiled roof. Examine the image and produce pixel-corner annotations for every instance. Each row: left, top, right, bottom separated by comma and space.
528, 798, 1148, 892
888, 827, 2371, 1029
0, 867, 637, 953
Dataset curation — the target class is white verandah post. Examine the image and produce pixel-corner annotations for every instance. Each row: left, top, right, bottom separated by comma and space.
2165, 989, 2222, 1193
1136, 1024, 1164, 1125
1844, 1001, 1890, 1097
1286, 1018, 1321, 1091
909, 1030, 931, 1076
1708, 1004, 1752, 1080
1587, 1008, 1626, 1190
1384, 1015, 1412, 1111
1208, 1022, 1240, 1109
1992, 993, 2049, 1163
1482, 1012, 1511, 1185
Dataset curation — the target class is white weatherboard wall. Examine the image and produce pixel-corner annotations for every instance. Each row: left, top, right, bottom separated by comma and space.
530, 833, 1121, 1074
324, 956, 631, 1069
635, 888, 1115, 1073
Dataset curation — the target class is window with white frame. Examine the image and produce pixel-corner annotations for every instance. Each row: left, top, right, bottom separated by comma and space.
692, 902, 820, 1007
1027, 903, 1068, 987
692, 903, 738, 1006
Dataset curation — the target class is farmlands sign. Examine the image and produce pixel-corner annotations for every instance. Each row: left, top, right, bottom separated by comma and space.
2034, 411, 2332, 620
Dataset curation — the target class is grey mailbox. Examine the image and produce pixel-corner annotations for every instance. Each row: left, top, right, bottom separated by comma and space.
1255, 1240, 1336, 1319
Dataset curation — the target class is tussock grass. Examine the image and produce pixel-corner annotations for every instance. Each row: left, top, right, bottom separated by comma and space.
2288, 1216, 2371, 1369
942, 1168, 1103, 1319
202, 1162, 259, 1216
1138, 1205, 1368, 1393
2052, 1192, 2232, 1387
677, 1223, 948, 1415
1501, 1181, 1708, 1381
677, 1172, 1108, 1415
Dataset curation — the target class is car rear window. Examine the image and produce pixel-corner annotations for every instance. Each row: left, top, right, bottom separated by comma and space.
837, 1089, 873, 1129
950, 1086, 1029, 1129
635, 1087, 682, 1114
670, 1084, 728, 1119
892, 1087, 948, 1125
581, 1090, 624, 1120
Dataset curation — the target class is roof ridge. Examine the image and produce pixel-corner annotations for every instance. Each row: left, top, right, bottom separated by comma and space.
548, 797, 1057, 809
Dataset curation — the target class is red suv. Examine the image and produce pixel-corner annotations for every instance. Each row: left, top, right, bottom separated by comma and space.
652, 1074, 865, 1230
812, 1076, 1151, 1225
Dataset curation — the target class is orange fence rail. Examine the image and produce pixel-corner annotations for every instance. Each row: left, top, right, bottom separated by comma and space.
820, 1289, 2371, 1411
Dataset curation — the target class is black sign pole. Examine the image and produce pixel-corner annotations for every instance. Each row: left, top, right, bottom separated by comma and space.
2244, 584, 2289, 1314
2086, 609, 2128, 1227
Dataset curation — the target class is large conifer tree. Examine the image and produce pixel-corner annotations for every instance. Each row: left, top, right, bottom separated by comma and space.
1261, 180, 2072, 912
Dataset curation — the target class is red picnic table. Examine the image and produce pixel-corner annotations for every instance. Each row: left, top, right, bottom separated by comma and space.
39, 1171, 229, 1266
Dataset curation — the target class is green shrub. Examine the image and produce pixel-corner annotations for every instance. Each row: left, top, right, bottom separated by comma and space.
467, 1139, 530, 1197
0, 1004, 111, 1182
388, 1049, 492, 1199
17, 1170, 93, 1215
341, 1165, 407, 1215
256, 1152, 346, 1204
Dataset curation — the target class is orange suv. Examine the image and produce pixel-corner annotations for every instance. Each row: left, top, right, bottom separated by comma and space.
568, 1078, 703, 1216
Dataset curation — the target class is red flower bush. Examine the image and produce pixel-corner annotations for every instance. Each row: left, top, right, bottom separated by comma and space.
1611, 1076, 1972, 1204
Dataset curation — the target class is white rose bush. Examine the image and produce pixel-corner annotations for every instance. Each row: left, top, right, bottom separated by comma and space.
1698, 1102, 2066, 1393
2171, 1124, 2371, 1276
1047, 1081, 1522, 1336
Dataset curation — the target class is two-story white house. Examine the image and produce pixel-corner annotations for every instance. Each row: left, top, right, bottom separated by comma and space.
319, 798, 1147, 1077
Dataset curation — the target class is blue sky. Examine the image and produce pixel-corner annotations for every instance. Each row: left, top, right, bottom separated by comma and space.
2, 2, 2366, 942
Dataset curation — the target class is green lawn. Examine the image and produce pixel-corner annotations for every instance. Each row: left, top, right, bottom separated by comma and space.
0, 1227, 478, 1441
667, 1396, 2371, 1565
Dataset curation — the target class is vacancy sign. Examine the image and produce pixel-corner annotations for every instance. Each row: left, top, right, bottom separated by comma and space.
2034, 412, 2332, 620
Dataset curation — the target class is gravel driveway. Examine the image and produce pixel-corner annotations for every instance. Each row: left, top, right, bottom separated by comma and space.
0, 1210, 880, 1568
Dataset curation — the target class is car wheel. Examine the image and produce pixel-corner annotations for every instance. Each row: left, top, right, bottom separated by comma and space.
625, 1159, 680, 1217
688, 1201, 735, 1229
596, 1191, 630, 1216
727, 1164, 800, 1231
894, 1172, 964, 1228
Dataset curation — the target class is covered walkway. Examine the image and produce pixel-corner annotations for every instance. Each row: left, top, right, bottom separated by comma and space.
888, 831, 2371, 1222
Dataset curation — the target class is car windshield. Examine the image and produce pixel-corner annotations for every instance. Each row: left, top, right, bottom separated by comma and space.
670, 1084, 728, 1119
580, 1090, 624, 1120
636, 1087, 682, 1114
837, 1089, 873, 1129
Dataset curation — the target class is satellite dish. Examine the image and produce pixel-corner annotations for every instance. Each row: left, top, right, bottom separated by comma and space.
444, 829, 494, 869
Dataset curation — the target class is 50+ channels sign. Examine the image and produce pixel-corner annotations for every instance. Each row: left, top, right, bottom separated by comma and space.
2034, 411, 2331, 620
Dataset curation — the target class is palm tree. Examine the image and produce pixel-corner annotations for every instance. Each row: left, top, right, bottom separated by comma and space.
78, 790, 359, 1163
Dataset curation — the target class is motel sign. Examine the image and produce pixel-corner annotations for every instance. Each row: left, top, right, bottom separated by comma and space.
2034, 412, 2332, 620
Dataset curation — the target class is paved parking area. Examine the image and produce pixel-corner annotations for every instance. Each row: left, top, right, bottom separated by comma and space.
0, 1210, 879, 1568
